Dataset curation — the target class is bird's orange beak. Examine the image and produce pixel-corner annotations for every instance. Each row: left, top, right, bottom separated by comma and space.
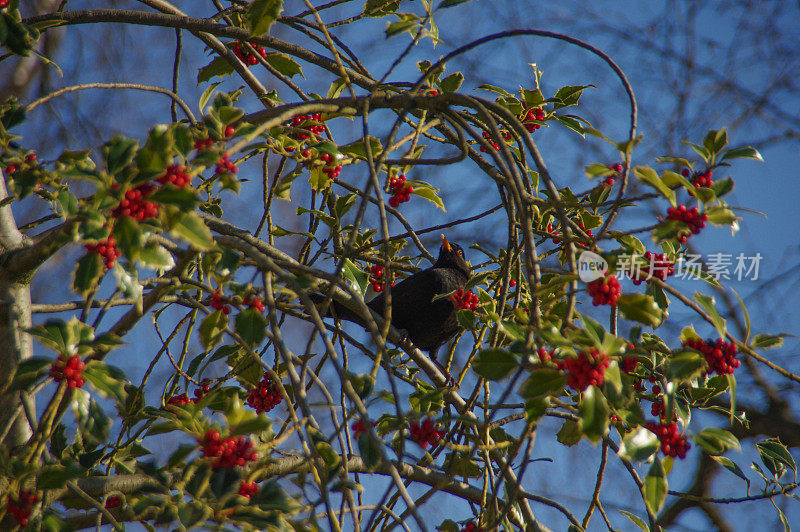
441, 234, 452, 252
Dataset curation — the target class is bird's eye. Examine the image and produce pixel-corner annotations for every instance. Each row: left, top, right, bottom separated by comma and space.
457, 249, 463, 256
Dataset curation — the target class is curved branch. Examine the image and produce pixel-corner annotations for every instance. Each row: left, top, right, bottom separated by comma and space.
26, 83, 196, 123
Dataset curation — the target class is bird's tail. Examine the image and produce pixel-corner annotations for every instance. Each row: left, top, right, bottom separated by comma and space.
309, 293, 366, 326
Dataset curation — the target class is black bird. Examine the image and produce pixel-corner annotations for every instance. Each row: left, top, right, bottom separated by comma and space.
315, 235, 471, 360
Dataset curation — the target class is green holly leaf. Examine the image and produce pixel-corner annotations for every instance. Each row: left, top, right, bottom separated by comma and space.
439, 72, 463, 93
618, 293, 664, 328
471, 349, 517, 381
644, 457, 667, 514
340, 136, 382, 159
264, 52, 303, 78
138, 243, 175, 270
358, 432, 381, 470
750, 334, 783, 349
72, 252, 104, 295
668, 351, 706, 382
171, 212, 215, 250
409, 181, 445, 211
364, 0, 402, 17
552, 85, 593, 109
693, 292, 726, 339
694, 428, 740, 456
520, 368, 566, 398
200, 310, 228, 350
248, 0, 283, 35
721, 145, 763, 162
235, 308, 267, 347
102, 135, 138, 176
634, 166, 676, 206
618, 426, 659, 462
556, 419, 581, 446
578, 385, 609, 443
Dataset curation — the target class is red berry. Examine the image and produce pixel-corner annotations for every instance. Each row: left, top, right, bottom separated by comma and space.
666, 204, 707, 242
683, 338, 739, 376
50, 354, 86, 389
621, 356, 638, 374
630, 251, 675, 285
25, 154, 37, 163
556, 349, 610, 391
105, 496, 122, 508
449, 289, 479, 311
352, 418, 373, 436
167, 393, 192, 406
238, 481, 259, 499
586, 275, 621, 306
536, 347, 553, 363
246, 373, 283, 414
409, 418, 442, 449
646, 421, 690, 458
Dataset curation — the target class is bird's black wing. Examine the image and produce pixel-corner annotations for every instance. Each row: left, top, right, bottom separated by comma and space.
368, 268, 457, 352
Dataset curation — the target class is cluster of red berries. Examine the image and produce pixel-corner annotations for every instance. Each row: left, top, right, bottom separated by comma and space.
650, 398, 676, 422
231, 41, 267, 66
157, 164, 192, 188
3, 154, 36, 177
536, 346, 554, 364
409, 418, 442, 449
461, 522, 484, 532
167, 393, 193, 406
603, 163, 623, 187
167, 378, 212, 406
49, 354, 86, 389
352, 418, 373, 436
547, 219, 593, 247
238, 481, 259, 499
210, 290, 230, 315
683, 338, 740, 375
112, 183, 159, 221
630, 251, 675, 285
0, 1, 9, 9
666, 204, 708, 243
450, 288, 479, 311
6, 490, 38, 526
85, 236, 122, 270
199, 429, 258, 469
620, 355, 639, 374
215, 152, 238, 176
647, 421, 690, 458
480, 131, 500, 152
683, 168, 713, 188
388, 174, 413, 208
556, 349, 610, 392
418, 87, 439, 96
105, 496, 122, 508
194, 138, 215, 151
290, 113, 326, 141
633, 373, 659, 393
368, 264, 394, 293
246, 373, 282, 414
193, 378, 211, 401
587, 275, 621, 306
521, 106, 546, 133
313, 152, 342, 179
243, 295, 266, 312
